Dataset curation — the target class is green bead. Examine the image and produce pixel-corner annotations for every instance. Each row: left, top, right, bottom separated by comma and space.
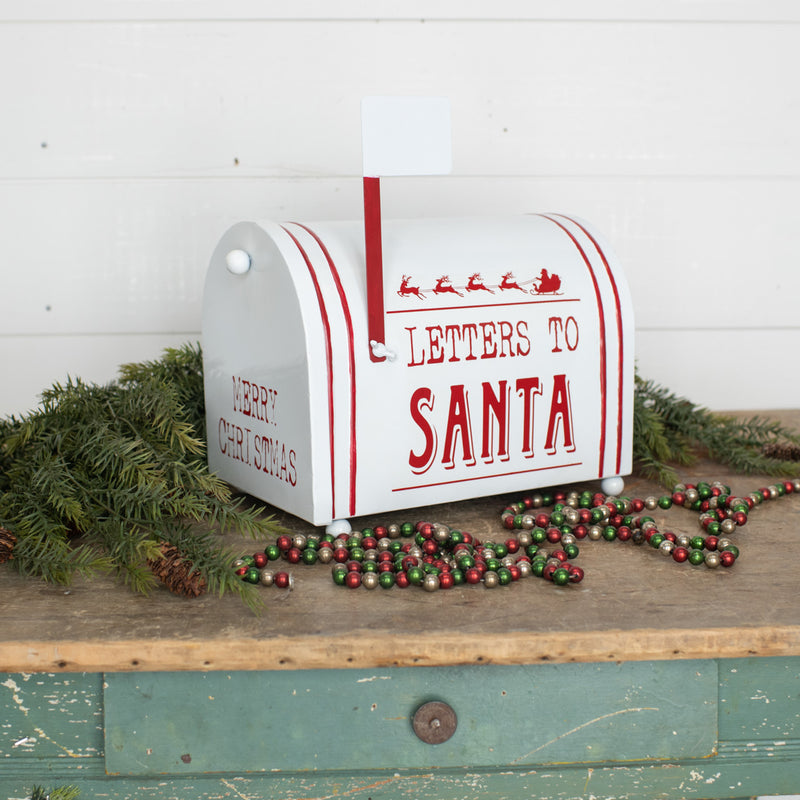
406, 565, 424, 585
241, 555, 256, 567
550, 511, 565, 526
379, 572, 395, 589
690, 536, 706, 550
304, 538, 319, 550
658, 495, 673, 509
497, 567, 512, 585
494, 543, 508, 558
264, 545, 281, 561
532, 528, 547, 544
332, 565, 347, 585
706, 521, 720, 535
591, 508, 605, 523
346, 535, 361, 549
451, 568, 465, 585
513, 514, 525, 529
649, 533, 664, 548
541, 492, 554, 506
450, 530, 464, 544
301, 548, 317, 565
697, 482, 712, 500
688, 550, 706, 566
244, 567, 260, 584
721, 544, 740, 558
401, 522, 415, 537
361, 528, 374, 538
423, 563, 441, 575
526, 544, 540, 558
362, 561, 378, 573
565, 543, 580, 559
602, 526, 617, 542
552, 567, 570, 586
532, 560, 546, 578
484, 557, 501, 572
389, 540, 403, 554
458, 555, 475, 569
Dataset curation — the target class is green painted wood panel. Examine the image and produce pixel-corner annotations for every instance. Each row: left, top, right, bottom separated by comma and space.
104, 660, 717, 775
719, 656, 800, 740
0, 672, 104, 763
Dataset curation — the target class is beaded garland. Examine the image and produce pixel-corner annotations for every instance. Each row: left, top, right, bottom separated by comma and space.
233, 479, 800, 592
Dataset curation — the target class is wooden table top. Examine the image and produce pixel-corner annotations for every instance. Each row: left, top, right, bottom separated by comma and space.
3, 411, 800, 674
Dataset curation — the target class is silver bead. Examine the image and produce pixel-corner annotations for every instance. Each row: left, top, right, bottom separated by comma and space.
560, 533, 577, 547
317, 547, 333, 564
434, 524, 451, 543
685, 488, 699, 504
377, 537, 391, 551
408, 545, 423, 559
564, 508, 580, 525
483, 571, 499, 588
644, 496, 659, 511
705, 551, 721, 568
566, 492, 580, 508
388, 523, 401, 538
716, 537, 734, 551
517, 561, 532, 578
259, 568, 275, 586
423, 574, 440, 592
531, 493, 544, 508
292, 534, 307, 550
482, 548, 496, 560
363, 548, 378, 562
501, 556, 516, 568
720, 518, 736, 534
658, 540, 675, 556
521, 514, 535, 530
232, 558, 247, 569
517, 530, 533, 547
588, 525, 603, 541
361, 572, 379, 589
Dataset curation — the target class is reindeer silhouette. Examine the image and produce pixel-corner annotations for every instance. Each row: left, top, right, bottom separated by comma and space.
398, 275, 426, 299
499, 271, 526, 292
466, 272, 495, 294
433, 275, 463, 297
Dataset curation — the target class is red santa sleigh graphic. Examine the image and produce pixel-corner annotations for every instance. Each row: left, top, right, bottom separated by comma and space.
396, 268, 562, 299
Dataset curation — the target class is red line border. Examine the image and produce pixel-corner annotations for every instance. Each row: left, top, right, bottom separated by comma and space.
291, 223, 359, 518
280, 225, 337, 519
538, 214, 608, 478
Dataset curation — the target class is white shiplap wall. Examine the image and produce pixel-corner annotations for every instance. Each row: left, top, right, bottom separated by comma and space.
2, 1, 800, 416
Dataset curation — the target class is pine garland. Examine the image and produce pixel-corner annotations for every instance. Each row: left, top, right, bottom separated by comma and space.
633, 372, 800, 486
29, 786, 80, 800
0, 343, 282, 611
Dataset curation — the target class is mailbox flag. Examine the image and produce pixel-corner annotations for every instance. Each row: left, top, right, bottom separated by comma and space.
361, 97, 452, 361
361, 96, 452, 177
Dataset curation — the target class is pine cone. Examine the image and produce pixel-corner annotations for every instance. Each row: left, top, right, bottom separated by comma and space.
147, 542, 207, 598
762, 442, 800, 462
0, 526, 16, 564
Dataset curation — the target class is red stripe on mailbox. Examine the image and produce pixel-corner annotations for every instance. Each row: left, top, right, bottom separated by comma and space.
538, 214, 608, 478
292, 223, 359, 518
555, 215, 626, 476
281, 225, 338, 520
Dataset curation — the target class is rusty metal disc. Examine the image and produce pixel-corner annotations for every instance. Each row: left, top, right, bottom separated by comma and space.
412, 700, 457, 744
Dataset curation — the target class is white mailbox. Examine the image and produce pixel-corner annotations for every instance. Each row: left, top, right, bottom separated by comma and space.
202, 212, 634, 528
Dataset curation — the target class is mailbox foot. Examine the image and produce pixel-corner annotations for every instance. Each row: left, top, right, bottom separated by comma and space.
600, 476, 625, 497
326, 519, 352, 535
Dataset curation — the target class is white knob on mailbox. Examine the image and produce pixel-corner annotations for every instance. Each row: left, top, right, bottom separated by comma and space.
225, 249, 251, 275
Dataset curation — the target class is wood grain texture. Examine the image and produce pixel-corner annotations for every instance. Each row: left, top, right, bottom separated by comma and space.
2, 421, 800, 673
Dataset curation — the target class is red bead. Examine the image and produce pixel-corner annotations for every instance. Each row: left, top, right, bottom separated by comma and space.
551, 549, 568, 562
377, 551, 394, 563
505, 538, 520, 554
235, 566, 248, 576
252, 552, 268, 568
616, 526, 632, 542
568, 565, 584, 583
784, 481, 794, 494
734, 511, 748, 526
554, 491, 566, 503
719, 550, 736, 567
416, 522, 435, 538
465, 567, 482, 584
592, 493, 605, 507
508, 565, 522, 581
502, 515, 516, 529
573, 525, 588, 539
610, 514, 624, 528
361, 536, 378, 551
402, 556, 419, 570
522, 496, 535, 509
672, 546, 690, 563
546, 527, 562, 543
333, 547, 349, 563
535, 513, 550, 528
704, 536, 719, 551
662, 531, 676, 543
276, 534, 292, 551
579, 508, 593, 524
422, 539, 439, 556
543, 563, 558, 580
377, 562, 394, 573
439, 572, 455, 589
344, 571, 362, 588
395, 571, 410, 588
373, 525, 388, 538
346, 560, 362, 572
286, 547, 303, 564
461, 532, 474, 545
631, 498, 645, 512
273, 571, 291, 588
672, 491, 686, 507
